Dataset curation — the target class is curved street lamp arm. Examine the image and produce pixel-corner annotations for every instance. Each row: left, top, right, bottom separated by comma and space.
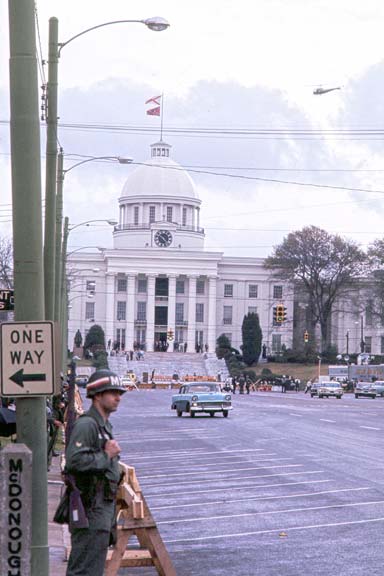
64, 156, 119, 175
69, 219, 117, 232
58, 19, 145, 55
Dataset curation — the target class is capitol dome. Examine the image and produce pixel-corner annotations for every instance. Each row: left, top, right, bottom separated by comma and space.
120, 141, 199, 200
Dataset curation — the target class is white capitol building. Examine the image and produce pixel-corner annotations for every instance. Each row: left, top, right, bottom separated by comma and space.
67, 140, 294, 355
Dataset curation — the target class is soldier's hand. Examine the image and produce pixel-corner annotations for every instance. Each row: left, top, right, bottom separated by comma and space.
104, 439, 121, 459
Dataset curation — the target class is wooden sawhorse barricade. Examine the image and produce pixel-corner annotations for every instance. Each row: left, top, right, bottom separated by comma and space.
105, 463, 176, 576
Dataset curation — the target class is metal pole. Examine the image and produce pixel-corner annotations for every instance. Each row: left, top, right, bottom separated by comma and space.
61, 217, 69, 372
44, 17, 59, 321
54, 148, 64, 322
346, 331, 349, 355
8, 1, 48, 574
360, 315, 365, 353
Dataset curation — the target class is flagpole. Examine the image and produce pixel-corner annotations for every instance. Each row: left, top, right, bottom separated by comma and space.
160, 92, 164, 141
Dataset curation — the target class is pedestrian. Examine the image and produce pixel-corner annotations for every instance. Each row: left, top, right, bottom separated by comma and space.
304, 379, 312, 394
239, 374, 245, 394
232, 376, 237, 394
65, 369, 126, 576
245, 377, 251, 394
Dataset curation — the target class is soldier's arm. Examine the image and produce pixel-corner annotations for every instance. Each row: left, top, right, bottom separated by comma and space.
65, 417, 111, 473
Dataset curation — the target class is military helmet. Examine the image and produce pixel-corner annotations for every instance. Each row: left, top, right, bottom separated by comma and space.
86, 369, 126, 398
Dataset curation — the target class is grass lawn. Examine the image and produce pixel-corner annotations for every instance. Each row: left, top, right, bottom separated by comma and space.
248, 362, 329, 381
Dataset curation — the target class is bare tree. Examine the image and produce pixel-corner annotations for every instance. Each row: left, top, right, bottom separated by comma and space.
265, 226, 366, 352
0, 236, 13, 288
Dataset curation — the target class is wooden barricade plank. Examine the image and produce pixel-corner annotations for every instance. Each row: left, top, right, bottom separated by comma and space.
105, 463, 177, 576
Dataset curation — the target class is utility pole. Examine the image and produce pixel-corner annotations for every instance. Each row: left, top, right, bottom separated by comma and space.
44, 17, 59, 321
55, 148, 64, 323
8, 1, 49, 574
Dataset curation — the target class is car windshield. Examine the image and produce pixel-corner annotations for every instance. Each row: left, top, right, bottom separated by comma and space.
187, 384, 221, 393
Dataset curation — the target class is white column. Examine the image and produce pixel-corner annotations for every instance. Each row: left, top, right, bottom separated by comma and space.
187, 276, 197, 353
167, 275, 176, 352
207, 276, 217, 352
146, 275, 156, 351
126, 274, 136, 351
105, 273, 115, 346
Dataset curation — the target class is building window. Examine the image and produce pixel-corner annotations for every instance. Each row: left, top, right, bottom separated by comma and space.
135, 328, 146, 344
117, 278, 127, 292
224, 333, 232, 345
175, 329, 184, 343
224, 284, 233, 298
149, 206, 156, 223
182, 207, 187, 226
134, 206, 139, 225
85, 302, 95, 321
365, 336, 372, 353
249, 284, 258, 298
381, 336, 384, 354
196, 279, 205, 295
86, 280, 95, 292
196, 303, 204, 323
137, 302, 147, 321
137, 278, 147, 293
272, 334, 282, 353
273, 285, 283, 299
115, 328, 126, 350
248, 306, 258, 315
176, 279, 185, 294
176, 303, 184, 323
166, 206, 173, 222
223, 306, 233, 325
117, 301, 126, 321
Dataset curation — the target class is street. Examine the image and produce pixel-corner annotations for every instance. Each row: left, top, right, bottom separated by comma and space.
88, 390, 384, 575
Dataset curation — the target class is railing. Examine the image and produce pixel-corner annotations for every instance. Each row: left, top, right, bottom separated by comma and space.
114, 223, 204, 234
134, 319, 147, 326
176, 320, 188, 326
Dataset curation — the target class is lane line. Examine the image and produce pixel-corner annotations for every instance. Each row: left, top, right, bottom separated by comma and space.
142, 469, 322, 489
158, 498, 384, 525
289, 413, 303, 417
135, 456, 291, 473
320, 419, 336, 423
140, 463, 303, 481
164, 516, 384, 543
120, 447, 266, 460
151, 486, 370, 511
360, 426, 381, 431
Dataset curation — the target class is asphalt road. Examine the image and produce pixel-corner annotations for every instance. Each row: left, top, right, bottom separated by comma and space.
87, 390, 384, 576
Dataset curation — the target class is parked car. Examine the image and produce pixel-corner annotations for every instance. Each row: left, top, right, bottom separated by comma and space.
171, 382, 232, 417
310, 383, 321, 397
371, 381, 384, 397
355, 383, 376, 399
312, 381, 343, 399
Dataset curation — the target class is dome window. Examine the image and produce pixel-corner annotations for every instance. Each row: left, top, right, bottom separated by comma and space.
134, 206, 139, 225
166, 206, 173, 222
149, 206, 156, 223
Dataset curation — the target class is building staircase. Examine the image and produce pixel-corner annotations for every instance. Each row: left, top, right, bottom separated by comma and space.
108, 352, 228, 382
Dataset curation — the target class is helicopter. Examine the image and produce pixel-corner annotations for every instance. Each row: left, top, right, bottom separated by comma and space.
313, 85, 341, 95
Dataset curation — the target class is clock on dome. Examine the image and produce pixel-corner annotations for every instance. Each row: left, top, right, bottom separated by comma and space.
154, 230, 173, 247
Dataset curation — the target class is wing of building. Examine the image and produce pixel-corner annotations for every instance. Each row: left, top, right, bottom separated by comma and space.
67, 140, 293, 355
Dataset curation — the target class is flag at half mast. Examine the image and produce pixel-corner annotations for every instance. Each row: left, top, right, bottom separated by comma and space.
146, 94, 162, 116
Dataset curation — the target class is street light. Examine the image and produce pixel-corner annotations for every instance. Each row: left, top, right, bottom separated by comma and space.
44, 15, 169, 321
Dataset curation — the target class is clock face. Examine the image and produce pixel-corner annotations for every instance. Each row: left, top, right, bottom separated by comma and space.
154, 230, 173, 247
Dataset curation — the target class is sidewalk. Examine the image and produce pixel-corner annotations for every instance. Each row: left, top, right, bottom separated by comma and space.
48, 455, 69, 575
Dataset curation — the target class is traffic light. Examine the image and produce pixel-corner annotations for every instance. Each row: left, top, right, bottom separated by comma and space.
275, 304, 287, 323
304, 330, 309, 343
167, 329, 174, 341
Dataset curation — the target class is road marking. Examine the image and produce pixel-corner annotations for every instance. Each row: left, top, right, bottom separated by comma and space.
120, 435, 224, 443
136, 456, 291, 472
320, 419, 336, 423
146, 477, 329, 499
142, 468, 321, 489
151, 486, 370, 511
164, 516, 384, 543
140, 463, 303, 480
121, 447, 267, 460
360, 426, 381, 431
289, 413, 303, 417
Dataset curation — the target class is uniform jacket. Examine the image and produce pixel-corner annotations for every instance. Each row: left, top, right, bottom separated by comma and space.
65, 404, 120, 531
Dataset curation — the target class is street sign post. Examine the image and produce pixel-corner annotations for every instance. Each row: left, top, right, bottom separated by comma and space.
0, 289, 14, 311
0, 321, 54, 396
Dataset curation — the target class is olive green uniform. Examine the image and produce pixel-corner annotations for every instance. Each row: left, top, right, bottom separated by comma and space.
65, 405, 120, 576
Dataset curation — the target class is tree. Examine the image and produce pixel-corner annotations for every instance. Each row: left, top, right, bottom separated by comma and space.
74, 329, 83, 348
367, 239, 384, 321
241, 312, 262, 366
216, 334, 232, 360
0, 236, 13, 288
83, 324, 106, 354
265, 226, 366, 352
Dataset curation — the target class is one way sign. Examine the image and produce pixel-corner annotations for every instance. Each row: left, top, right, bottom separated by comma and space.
0, 321, 54, 396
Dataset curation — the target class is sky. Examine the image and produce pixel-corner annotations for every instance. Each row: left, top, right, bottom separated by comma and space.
2, 0, 384, 257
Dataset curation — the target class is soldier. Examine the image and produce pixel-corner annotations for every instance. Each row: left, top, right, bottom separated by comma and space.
65, 369, 126, 576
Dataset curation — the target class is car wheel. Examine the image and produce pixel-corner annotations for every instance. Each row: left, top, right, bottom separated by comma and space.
190, 411, 195, 417
355, 394, 359, 398
319, 394, 323, 398
337, 396, 342, 399
372, 396, 376, 399
223, 410, 229, 418
177, 409, 182, 417
209, 412, 215, 417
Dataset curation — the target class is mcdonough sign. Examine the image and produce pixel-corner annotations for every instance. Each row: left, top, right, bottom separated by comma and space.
0, 321, 54, 396
0, 444, 32, 576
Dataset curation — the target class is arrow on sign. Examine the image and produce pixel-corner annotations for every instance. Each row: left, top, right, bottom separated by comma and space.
10, 369, 47, 388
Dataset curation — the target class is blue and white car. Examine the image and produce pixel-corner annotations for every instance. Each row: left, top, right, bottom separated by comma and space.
171, 382, 232, 418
